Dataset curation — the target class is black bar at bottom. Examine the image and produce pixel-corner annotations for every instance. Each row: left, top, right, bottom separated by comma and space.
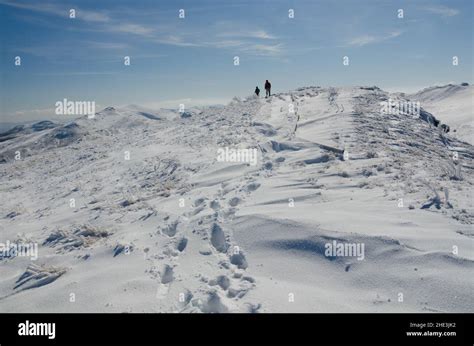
0, 313, 472, 345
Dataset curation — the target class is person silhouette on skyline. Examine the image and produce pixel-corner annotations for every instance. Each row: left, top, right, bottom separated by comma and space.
264, 80, 271, 98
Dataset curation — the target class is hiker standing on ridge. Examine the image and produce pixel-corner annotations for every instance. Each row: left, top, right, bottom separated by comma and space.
255, 86, 260, 97
264, 80, 271, 98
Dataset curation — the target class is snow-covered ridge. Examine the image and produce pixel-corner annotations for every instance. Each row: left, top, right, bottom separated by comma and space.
408, 83, 473, 144
410, 83, 470, 102
0, 85, 472, 313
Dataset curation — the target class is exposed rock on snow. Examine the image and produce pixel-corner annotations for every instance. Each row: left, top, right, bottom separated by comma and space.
13, 264, 67, 292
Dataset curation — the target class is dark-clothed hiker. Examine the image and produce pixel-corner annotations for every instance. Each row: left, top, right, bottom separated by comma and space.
255, 86, 260, 96
264, 80, 271, 97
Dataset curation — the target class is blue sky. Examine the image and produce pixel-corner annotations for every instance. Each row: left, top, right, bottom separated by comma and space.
0, 0, 472, 122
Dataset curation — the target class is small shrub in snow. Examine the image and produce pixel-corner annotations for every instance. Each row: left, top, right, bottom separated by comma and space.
366, 151, 378, 159
339, 171, 350, 178
362, 169, 375, 177
113, 243, 133, 257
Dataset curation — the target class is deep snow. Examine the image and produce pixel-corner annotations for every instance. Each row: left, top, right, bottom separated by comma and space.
0, 85, 472, 313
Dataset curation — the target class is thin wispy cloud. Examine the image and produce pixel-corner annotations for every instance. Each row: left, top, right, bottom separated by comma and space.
0, 0, 154, 36
242, 43, 284, 56
85, 41, 130, 50
424, 5, 459, 17
0, 0, 110, 22
210, 40, 246, 48
1, 0, 285, 57
218, 29, 277, 40
14, 43, 120, 59
347, 31, 402, 47
206, 39, 284, 56
209, 24, 282, 55
77, 10, 110, 23
111, 23, 155, 36
154, 35, 204, 47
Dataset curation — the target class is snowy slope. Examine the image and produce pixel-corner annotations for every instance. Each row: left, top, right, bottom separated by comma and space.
0, 86, 473, 313
408, 84, 473, 144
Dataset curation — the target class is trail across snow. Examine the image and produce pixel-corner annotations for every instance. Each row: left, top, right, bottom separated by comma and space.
0, 85, 472, 313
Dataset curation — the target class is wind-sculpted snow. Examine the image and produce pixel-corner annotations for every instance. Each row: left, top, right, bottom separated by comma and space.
0, 86, 472, 312
408, 84, 473, 144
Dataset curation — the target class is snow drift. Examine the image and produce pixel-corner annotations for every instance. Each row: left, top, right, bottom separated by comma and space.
0, 85, 472, 313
